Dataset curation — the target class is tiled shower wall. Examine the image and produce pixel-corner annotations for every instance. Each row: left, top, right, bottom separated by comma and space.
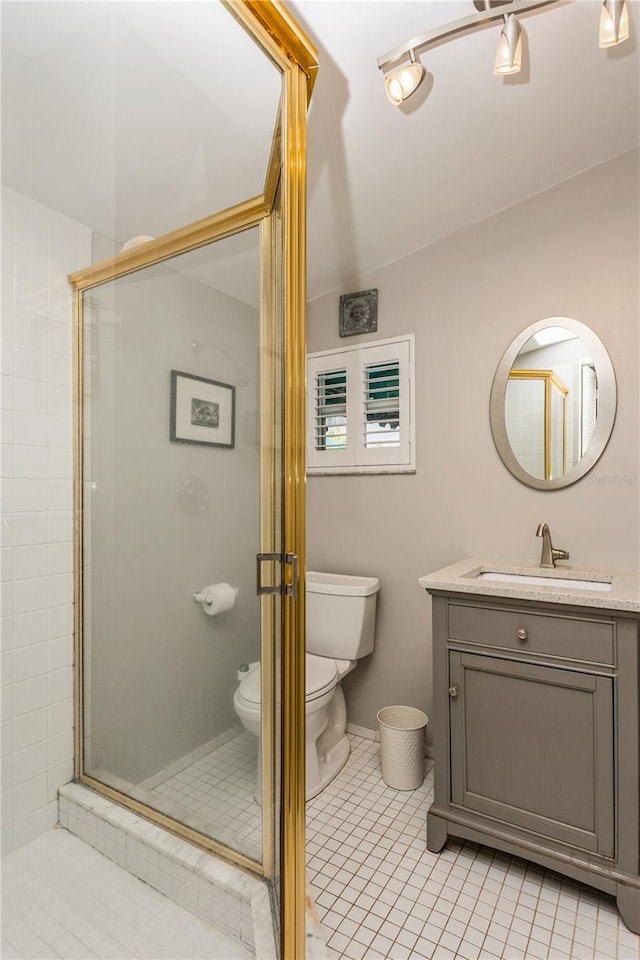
1, 187, 91, 854
504, 378, 546, 480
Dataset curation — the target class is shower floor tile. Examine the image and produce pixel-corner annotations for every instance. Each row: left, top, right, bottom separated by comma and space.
307, 734, 640, 960
1, 829, 252, 959
147, 731, 261, 861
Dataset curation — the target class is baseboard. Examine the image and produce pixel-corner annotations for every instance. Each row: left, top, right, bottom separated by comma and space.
347, 722, 377, 741
137, 724, 243, 791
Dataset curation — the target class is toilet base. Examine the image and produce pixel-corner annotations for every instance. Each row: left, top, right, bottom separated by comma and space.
236, 674, 356, 802
252, 730, 351, 805
306, 733, 350, 801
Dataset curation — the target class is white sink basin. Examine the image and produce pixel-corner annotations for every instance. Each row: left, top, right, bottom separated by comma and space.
477, 571, 612, 592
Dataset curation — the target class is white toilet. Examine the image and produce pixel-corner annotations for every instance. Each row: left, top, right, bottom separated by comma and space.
233, 570, 379, 801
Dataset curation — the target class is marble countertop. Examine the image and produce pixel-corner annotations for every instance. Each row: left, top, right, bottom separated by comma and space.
419, 557, 640, 613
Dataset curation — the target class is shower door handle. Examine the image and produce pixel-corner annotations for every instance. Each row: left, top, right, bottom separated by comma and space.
256, 552, 300, 599
256, 552, 283, 596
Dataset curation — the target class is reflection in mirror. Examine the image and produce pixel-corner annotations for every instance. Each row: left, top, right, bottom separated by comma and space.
505, 327, 594, 481
490, 318, 617, 490
83, 229, 264, 862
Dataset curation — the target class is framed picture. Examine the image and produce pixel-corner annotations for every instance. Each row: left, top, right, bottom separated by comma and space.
339, 288, 378, 337
170, 370, 235, 448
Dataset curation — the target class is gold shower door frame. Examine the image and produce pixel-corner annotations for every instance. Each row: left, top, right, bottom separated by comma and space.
508, 368, 569, 480
69, 4, 318, 957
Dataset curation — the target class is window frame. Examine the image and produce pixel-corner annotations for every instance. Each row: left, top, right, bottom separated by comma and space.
306, 334, 416, 475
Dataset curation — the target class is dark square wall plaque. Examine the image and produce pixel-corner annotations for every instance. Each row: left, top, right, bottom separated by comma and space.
339, 289, 378, 337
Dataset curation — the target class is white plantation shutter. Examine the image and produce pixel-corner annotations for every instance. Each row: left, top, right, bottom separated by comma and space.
364, 362, 400, 446
307, 359, 352, 470
307, 335, 415, 474
314, 368, 347, 449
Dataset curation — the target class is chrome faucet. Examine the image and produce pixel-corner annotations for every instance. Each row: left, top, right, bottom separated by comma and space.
536, 522, 570, 568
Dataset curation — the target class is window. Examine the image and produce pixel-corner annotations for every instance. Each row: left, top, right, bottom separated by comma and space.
307, 335, 415, 474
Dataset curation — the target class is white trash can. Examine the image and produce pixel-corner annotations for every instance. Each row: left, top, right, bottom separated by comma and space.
377, 705, 429, 790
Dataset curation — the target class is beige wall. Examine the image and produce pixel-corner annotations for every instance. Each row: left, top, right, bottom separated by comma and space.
307, 150, 640, 737
86, 250, 260, 784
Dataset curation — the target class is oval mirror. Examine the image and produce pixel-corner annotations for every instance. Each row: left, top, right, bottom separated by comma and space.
490, 317, 617, 490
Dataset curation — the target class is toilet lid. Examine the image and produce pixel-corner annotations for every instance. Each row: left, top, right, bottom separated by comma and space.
239, 654, 338, 706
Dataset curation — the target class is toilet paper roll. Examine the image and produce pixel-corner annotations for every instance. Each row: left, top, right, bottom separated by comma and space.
199, 582, 237, 616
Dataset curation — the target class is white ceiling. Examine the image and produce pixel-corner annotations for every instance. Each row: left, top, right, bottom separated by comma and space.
296, 0, 639, 300
1, 1, 280, 245
2, 1, 638, 307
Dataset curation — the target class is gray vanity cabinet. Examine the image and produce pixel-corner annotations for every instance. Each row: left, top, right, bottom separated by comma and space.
426, 593, 640, 933
448, 650, 614, 856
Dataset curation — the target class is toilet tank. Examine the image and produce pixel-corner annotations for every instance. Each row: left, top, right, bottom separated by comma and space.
306, 571, 379, 660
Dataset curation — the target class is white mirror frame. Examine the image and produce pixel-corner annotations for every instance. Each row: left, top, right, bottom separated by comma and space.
490, 316, 617, 490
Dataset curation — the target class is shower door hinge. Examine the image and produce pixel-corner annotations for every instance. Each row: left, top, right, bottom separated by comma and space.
284, 553, 298, 601
256, 552, 299, 599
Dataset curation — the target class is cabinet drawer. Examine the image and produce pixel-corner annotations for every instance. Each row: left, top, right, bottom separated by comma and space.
448, 603, 614, 665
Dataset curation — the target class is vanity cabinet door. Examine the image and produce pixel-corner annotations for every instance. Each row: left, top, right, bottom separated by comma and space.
448, 651, 614, 857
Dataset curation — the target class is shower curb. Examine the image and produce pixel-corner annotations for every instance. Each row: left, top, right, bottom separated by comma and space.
58, 782, 276, 959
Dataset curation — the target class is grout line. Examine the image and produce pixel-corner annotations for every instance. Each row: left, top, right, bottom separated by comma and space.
305, 734, 640, 960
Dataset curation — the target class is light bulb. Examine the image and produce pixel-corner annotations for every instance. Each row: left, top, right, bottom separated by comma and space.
384, 61, 425, 105
599, 0, 630, 47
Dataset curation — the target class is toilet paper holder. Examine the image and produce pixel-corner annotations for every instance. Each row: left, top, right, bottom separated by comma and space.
193, 586, 239, 604
193, 582, 239, 614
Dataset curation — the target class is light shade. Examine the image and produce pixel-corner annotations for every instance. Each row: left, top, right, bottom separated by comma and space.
494, 14, 522, 75
599, 0, 630, 47
384, 60, 425, 105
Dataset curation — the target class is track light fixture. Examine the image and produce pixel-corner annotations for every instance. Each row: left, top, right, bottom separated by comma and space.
599, 0, 630, 47
384, 52, 425, 104
378, 0, 631, 105
494, 14, 523, 75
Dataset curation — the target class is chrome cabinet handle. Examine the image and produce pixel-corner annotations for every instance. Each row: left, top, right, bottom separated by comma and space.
449, 686, 458, 698
517, 628, 528, 641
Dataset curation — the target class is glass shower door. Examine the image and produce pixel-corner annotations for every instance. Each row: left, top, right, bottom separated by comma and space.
77, 223, 283, 873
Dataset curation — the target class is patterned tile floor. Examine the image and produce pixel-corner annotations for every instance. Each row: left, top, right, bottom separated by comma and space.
307, 735, 640, 960
0, 829, 251, 959
147, 731, 262, 862
6, 734, 640, 959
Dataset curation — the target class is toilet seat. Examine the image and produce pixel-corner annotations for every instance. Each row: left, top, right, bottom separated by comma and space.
237, 654, 338, 708
237, 667, 261, 707
306, 654, 339, 702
